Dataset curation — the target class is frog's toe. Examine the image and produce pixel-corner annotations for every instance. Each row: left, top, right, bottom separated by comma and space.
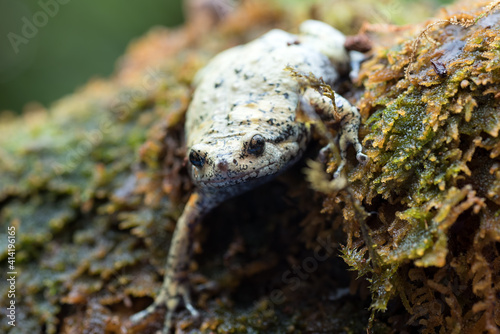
333, 163, 345, 179
180, 287, 200, 318
356, 152, 368, 164
162, 310, 175, 334
185, 301, 200, 318
130, 304, 158, 324
318, 144, 333, 164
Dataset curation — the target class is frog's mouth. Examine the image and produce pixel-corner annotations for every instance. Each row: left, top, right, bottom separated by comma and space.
195, 162, 279, 188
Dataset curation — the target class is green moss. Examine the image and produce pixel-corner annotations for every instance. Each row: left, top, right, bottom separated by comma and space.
335, 2, 500, 331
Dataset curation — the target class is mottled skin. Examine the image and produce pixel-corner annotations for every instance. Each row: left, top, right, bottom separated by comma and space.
130, 20, 367, 333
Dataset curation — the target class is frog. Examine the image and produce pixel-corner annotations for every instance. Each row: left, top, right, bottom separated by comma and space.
130, 19, 367, 333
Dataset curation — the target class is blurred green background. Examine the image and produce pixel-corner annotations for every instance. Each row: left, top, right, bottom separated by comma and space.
0, 0, 454, 114
0, 0, 184, 114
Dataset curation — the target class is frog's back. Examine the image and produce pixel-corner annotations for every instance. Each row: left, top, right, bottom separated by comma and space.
186, 21, 347, 147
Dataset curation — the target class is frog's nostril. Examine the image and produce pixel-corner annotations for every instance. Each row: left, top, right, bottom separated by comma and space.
217, 159, 228, 172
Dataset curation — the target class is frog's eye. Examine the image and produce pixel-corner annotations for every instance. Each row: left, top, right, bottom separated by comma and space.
247, 134, 265, 156
189, 150, 205, 167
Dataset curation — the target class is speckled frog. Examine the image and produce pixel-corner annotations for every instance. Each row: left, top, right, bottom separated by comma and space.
131, 20, 367, 332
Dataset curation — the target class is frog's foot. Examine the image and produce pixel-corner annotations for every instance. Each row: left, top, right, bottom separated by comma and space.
333, 139, 367, 179
129, 292, 167, 327
352, 138, 368, 166
129, 283, 199, 334
334, 101, 368, 178
161, 286, 200, 334
301, 87, 367, 178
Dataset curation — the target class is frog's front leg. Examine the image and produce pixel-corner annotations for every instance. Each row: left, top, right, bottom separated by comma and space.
130, 192, 207, 333
302, 87, 368, 178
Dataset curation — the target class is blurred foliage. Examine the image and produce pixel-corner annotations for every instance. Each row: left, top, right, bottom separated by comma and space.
0, 0, 183, 114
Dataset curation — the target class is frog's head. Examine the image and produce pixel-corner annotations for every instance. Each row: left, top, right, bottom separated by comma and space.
186, 125, 308, 190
